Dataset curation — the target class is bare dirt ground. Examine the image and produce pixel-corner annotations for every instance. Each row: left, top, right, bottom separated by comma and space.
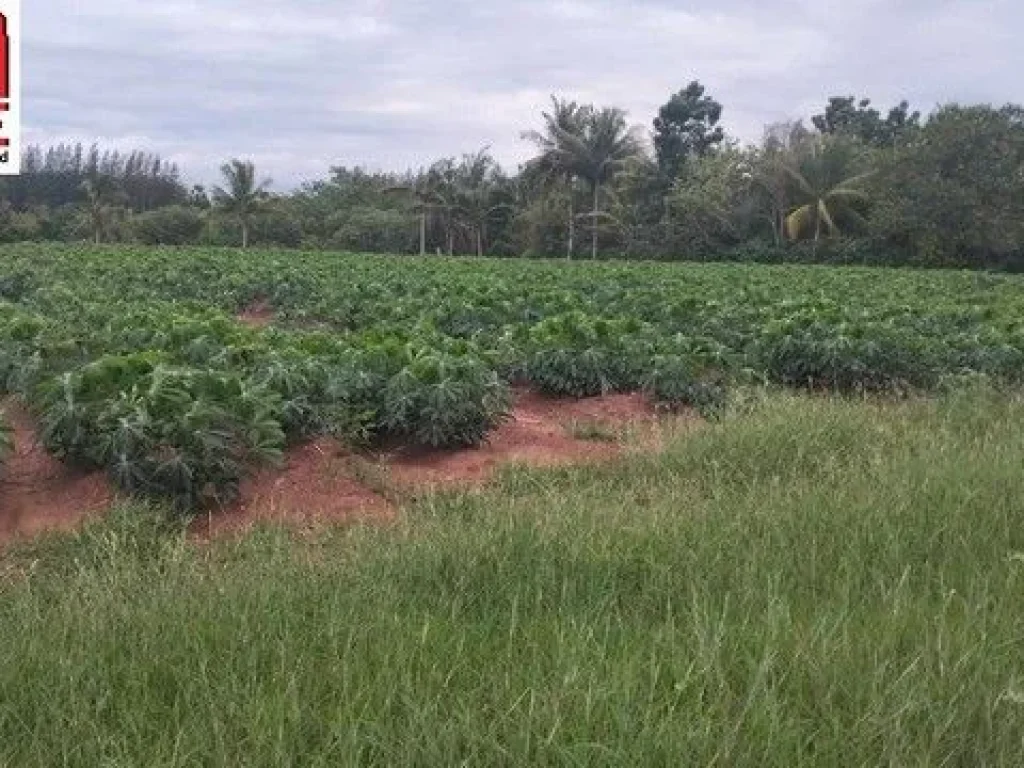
381, 388, 684, 489
2, 390, 696, 544
0, 401, 113, 543
235, 299, 276, 329
191, 437, 395, 539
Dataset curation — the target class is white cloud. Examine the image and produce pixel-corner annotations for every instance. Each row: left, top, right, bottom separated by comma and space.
22, 0, 1024, 187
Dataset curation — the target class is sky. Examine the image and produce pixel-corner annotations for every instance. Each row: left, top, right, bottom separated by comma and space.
24, 0, 1024, 189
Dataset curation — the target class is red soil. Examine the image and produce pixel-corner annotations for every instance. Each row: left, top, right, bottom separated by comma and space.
0, 401, 113, 543
1, 390, 695, 544
236, 299, 275, 328
382, 389, 683, 490
191, 437, 394, 539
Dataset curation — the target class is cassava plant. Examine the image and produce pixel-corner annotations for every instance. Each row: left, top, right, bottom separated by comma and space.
383, 347, 510, 448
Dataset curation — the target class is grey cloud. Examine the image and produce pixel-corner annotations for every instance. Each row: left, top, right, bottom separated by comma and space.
23, 0, 1024, 188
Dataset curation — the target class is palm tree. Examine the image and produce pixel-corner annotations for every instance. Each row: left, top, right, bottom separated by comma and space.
751, 121, 812, 245
529, 104, 642, 259
419, 157, 462, 256
524, 97, 592, 259
453, 148, 512, 257
381, 186, 432, 256
211, 159, 271, 248
783, 137, 872, 252
80, 177, 123, 244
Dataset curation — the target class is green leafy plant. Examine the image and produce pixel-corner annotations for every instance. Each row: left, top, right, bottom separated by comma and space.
0, 410, 12, 463
38, 356, 285, 510
383, 348, 511, 448
643, 354, 728, 418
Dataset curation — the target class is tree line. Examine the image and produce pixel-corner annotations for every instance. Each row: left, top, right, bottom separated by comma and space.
2, 85, 1023, 269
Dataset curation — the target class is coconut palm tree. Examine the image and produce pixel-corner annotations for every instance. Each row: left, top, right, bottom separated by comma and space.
751, 121, 811, 245
529, 104, 642, 259
783, 137, 872, 251
523, 97, 592, 259
211, 159, 271, 248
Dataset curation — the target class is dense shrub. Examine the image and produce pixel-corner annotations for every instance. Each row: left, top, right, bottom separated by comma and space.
643, 354, 728, 418
761, 330, 939, 392
327, 207, 417, 254
383, 349, 511, 448
524, 313, 652, 396
37, 356, 284, 510
133, 206, 205, 246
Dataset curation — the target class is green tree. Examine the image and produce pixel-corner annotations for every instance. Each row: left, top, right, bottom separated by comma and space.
421, 159, 462, 256
666, 147, 759, 256
653, 81, 725, 178
452, 148, 512, 257
749, 121, 812, 245
608, 155, 670, 258
812, 96, 921, 148
529, 105, 643, 259
870, 104, 1024, 267
211, 159, 271, 248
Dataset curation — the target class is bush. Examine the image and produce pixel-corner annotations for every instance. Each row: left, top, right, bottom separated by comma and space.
252, 209, 303, 248
643, 354, 728, 418
524, 312, 652, 396
203, 209, 304, 248
761, 330, 938, 393
327, 207, 417, 254
133, 206, 205, 246
383, 349, 510, 448
38, 356, 285, 510
0, 207, 44, 243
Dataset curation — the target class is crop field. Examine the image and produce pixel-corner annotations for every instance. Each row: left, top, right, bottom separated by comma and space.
1, 245, 1024, 764
1, 243, 1024, 510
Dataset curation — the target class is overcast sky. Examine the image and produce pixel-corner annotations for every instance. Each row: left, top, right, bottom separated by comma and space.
24, 0, 1024, 189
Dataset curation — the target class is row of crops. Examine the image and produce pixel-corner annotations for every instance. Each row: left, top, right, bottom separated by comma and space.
2, 243, 1023, 510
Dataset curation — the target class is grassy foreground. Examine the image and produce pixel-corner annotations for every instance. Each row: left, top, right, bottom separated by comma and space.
2, 392, 1023, 766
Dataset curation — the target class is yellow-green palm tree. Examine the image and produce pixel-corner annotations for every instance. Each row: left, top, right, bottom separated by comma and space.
784, 138, 872, 248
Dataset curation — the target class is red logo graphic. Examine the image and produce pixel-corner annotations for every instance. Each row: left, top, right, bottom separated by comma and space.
0, 13, 8, 99
0, 0, 15, 172
0, 12, 8, 148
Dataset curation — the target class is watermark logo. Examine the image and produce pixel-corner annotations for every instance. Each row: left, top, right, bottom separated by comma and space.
0, 0, 19, 175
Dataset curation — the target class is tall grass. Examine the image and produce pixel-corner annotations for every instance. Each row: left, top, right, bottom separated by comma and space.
1, 393, 1023, 766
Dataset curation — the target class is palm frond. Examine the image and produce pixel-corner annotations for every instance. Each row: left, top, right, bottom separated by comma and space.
785, 204, 814, 240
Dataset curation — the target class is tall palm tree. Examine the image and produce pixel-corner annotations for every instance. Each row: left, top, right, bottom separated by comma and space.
524, 97, 592, 259
211, 159, 271, 248
80, 177, 123, 244
381, 186, 432, 256
530, 105, 642, 259
454, 148, 511, 257
418, 157, 462, 256
783, 137, 872, 251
